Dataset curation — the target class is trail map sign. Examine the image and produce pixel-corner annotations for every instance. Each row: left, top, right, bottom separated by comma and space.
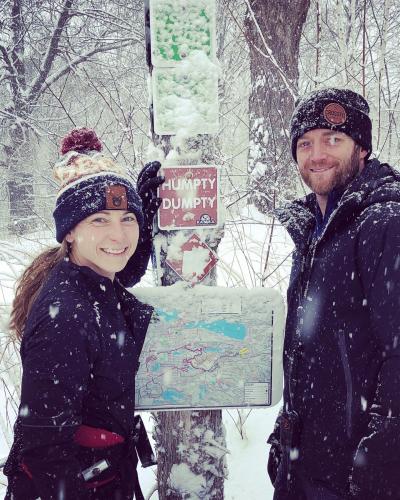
134, 285, 285, 411
158, 165, 219, 230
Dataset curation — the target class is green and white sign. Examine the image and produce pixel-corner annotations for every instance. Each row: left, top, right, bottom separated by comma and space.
149, 0, 216, 67
149, 0, 219, 135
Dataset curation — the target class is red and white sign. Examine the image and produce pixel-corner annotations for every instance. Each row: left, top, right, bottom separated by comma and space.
166, 233, 218, 284
158, 165, 219, 230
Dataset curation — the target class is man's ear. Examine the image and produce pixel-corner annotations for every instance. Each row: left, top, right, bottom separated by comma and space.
359, 148, 368, 160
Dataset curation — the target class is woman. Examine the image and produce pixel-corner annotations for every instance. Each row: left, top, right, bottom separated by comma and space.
4, 128, 163, 500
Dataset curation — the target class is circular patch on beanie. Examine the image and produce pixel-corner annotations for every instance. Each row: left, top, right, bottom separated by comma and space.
323, 102, 347, 125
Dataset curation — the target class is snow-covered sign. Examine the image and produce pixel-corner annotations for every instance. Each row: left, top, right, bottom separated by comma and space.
166, 233, 218, 284
149, 0, 219, 135
151, 57, 219, 136
158, 165, 219, 230
134, 284, 284, 410
149, 0, 216, 67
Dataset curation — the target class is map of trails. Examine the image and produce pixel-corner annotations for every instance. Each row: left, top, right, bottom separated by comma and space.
133, 284, 285, 410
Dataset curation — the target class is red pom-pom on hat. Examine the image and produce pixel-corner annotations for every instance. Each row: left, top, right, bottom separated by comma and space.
60, 127, 102, 155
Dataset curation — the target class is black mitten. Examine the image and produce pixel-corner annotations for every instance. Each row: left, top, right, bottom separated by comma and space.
136, 161, 164, 242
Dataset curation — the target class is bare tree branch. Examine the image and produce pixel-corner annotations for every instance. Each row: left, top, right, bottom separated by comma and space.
10, 0, 26, 91
28, 0, 74, 102
38, 39, 135, 97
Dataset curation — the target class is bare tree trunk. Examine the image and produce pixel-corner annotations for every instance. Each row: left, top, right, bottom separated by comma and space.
244, 0, 310, 212
151, 135, 226, 500
154, 409, 225, 499
2, 0, 36, 233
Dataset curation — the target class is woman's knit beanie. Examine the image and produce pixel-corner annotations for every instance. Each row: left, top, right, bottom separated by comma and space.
53, 128, 143, 243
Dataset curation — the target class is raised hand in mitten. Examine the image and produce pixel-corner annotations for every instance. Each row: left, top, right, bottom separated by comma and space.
136, 161, 164, 242
115, 162, 164, 287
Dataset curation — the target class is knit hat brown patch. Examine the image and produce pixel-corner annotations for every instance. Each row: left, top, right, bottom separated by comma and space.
323, 102, 347, 125
105, 185, 128, 210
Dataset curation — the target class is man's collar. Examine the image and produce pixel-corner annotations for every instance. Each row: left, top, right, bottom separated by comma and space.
314, 185, 345, 237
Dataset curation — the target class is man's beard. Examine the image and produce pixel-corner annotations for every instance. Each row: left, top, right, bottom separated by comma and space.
300, 145, 362, 196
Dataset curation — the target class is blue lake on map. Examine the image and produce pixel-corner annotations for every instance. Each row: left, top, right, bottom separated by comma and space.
199, 384, 208, 400
162, 388, 186, 403
155, 309, 246, 340
156, 309, 179, 322
185, 320, 246, 340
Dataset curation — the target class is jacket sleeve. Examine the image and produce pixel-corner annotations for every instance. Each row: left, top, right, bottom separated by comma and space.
17, 297, 96, 499
116, 238, 152, 287
351, 212, 400, 498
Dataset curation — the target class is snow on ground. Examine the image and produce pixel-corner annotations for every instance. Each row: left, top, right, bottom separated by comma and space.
0, 205, 292, 499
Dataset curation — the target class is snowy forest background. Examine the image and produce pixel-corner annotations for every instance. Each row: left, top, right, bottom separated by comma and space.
0, 0, 399, 498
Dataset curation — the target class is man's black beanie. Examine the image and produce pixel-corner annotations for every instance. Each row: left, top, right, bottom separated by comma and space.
290, 88, 372, 162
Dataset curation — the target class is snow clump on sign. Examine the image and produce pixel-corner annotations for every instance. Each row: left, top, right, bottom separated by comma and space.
166, 232, 187, 261
182, 245, 210, 280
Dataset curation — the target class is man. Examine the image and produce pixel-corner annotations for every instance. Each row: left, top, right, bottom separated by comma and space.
268, 88, 400, 500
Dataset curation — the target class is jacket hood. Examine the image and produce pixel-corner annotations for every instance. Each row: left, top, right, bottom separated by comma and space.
275, 159, 400, 249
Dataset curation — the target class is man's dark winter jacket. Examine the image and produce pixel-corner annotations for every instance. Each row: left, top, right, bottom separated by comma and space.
4, 259, 153, 499
270, 159, 400, 499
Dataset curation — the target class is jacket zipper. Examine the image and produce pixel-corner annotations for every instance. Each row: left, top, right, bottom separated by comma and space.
288, 240, 317, 410
303, 209, 354, 437
289, 205, 340, 408
302, 241, 317, 299
301, 204, 339, 299
337, 330, 353, 438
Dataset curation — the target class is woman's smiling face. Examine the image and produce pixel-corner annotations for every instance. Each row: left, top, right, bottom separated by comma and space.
66, 210, 139, 280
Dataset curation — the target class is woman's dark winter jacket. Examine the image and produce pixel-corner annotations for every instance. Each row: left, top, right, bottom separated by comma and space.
269, 159, 400, 499
4, 259, 153, 499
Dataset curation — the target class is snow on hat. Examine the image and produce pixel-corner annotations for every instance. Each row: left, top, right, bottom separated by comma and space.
53, 128, 143, 243
290, 88, 372, 162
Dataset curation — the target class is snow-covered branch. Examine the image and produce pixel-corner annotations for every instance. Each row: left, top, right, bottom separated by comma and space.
38, 39, 135, 96
0, 43, 21, 103
70, 7, 143, 37
28, 0, 74, 102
